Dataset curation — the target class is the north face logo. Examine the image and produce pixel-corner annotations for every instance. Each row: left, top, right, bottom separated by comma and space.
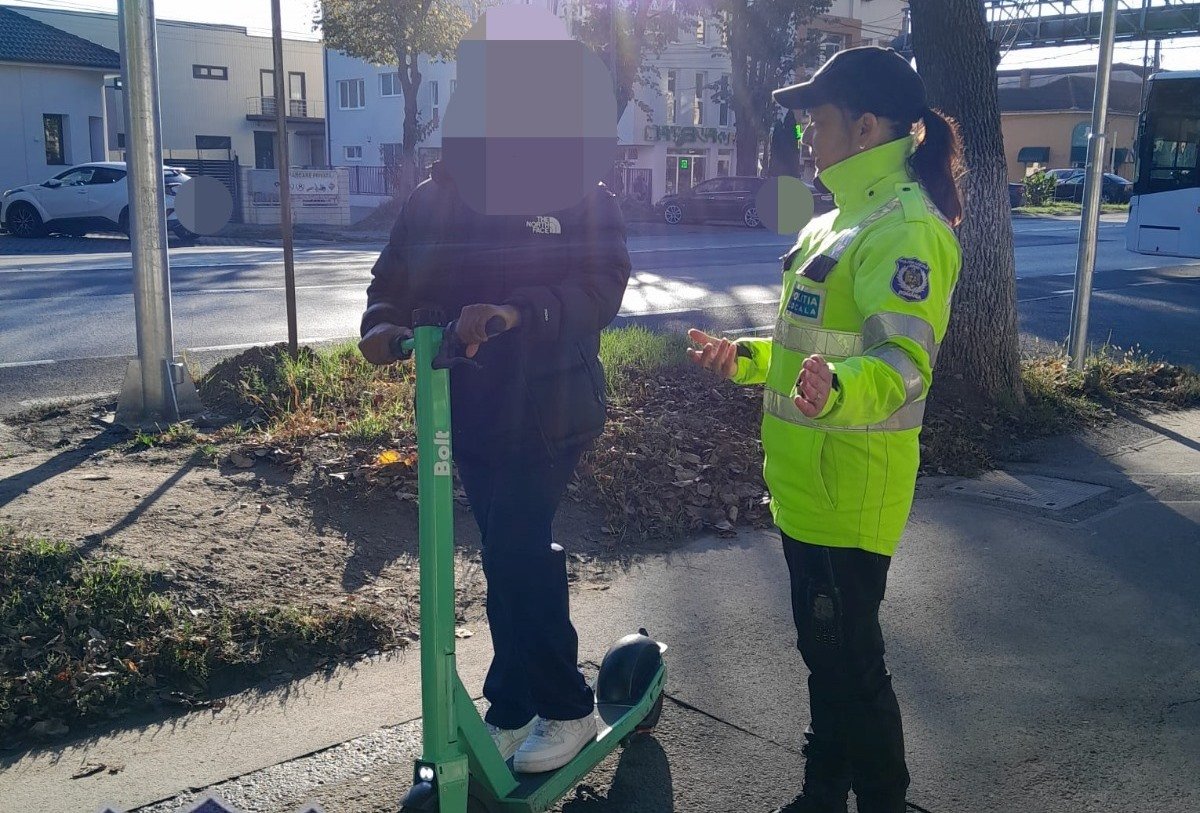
526, 216, 562, 235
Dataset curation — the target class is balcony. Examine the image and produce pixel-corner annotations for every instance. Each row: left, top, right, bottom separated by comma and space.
246, 97, 325, 123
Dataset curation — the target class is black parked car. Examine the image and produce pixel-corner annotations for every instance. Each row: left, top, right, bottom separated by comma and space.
1045, 168, 1133, 204
655, 175, 835, 228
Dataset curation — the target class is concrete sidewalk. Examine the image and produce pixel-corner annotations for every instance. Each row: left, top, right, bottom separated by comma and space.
3, 410, 1197, 813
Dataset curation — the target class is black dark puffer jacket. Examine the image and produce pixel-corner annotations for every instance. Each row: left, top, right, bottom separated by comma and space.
360, 162, 632, 461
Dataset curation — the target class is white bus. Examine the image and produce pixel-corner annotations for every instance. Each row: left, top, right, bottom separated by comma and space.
1126, 71, 1200, 258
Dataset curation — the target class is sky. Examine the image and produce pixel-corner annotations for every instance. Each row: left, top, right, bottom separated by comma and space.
7, 0, 1200, 69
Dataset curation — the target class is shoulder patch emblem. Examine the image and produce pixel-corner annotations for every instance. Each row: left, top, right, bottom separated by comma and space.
891, 257, 931, 302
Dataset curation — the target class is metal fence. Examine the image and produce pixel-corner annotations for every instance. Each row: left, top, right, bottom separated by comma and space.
346, 165, 396, 197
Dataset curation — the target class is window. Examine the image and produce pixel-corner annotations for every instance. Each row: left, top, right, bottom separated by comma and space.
666, 71, 677, 124
381, 143, 401, 165
288, 72, 307, 116
43, 114, 66, 165
381, 72, 402, 97
1071, 122, 1091, 166
195, 135, 232, 151
55, 167, 95, 186
696, 18, 706, 43
450, 79, 457, 95
429, 81, 440, 127
344, 145, 363, 161
116, 133, 126, 149
694, 72, 706, 126
193, 64, 228, 80
339, 79, 366, 110
89, 167, 126, 184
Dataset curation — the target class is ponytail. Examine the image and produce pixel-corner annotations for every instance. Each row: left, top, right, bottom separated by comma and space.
909, 108, 964, 228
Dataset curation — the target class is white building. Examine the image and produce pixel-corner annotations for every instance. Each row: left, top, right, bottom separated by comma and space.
324, 4, 733, 217
0, 7, 119, 190
6, 5, 327, 170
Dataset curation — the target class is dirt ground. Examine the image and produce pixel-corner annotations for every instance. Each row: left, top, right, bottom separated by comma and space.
0, 400, 626, 633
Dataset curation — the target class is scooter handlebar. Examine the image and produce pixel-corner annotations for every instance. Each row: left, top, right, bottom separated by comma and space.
432, 316, 510, 370
387, 317, 510, 368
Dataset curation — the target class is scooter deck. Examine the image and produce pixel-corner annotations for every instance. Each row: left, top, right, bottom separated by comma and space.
505, 702, 636, 796
470, 664, 666, 813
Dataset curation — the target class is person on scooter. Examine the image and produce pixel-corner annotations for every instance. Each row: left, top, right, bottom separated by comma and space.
689, 47, 965, 812
357, 157, 630, 772
357, 5, 630, 774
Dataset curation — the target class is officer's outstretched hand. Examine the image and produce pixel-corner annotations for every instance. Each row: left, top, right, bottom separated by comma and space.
794, 354, 833, 417
687, 329, 737, 380
359, 323, 412, 366
458, 303, 522, 358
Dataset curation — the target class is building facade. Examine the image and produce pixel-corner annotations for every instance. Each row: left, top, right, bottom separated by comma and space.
0, 7, 120, 190
7, 5, 326, 171
324, 3, 734, 217
998, 63, 1148, 181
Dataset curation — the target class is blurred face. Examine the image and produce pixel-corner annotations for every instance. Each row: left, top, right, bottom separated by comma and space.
798, 103, 896, 174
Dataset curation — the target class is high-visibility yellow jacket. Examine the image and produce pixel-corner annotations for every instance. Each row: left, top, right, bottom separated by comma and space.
734, 136, 962, 556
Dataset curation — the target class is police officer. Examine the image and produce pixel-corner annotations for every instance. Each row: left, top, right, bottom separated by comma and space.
689, 47, 965, 812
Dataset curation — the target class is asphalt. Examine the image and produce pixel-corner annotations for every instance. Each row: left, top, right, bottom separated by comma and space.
5, 214, 1200, 417
3, 409, 1197, 813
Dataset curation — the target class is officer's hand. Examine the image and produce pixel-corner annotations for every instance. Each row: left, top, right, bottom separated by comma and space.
794, 354, 834, 417
458, 304, 522, 358
687, 329, 737, 380
359, 323, 412, 366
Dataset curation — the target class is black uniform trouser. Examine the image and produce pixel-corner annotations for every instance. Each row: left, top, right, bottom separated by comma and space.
781, 533, 910, 813
457, 446, 595, 730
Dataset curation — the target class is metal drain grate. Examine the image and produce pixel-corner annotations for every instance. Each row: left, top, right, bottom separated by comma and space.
946, 472, 1110, 511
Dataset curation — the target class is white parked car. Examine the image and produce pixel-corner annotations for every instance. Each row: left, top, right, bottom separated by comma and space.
1, 162, 195, 240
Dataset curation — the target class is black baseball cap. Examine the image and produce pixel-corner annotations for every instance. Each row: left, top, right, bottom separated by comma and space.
773, 46, 927, 122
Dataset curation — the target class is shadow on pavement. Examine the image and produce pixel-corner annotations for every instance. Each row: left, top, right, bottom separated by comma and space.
559, 736, 673, 812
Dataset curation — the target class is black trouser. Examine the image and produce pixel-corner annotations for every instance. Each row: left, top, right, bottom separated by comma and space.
781, 533, 910, 813
457, 447, 595, 729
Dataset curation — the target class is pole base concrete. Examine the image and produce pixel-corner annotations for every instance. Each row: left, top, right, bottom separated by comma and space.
115, 357, 204, 430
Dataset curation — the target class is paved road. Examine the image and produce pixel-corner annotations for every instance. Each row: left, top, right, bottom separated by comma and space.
2, 216, 1197, 413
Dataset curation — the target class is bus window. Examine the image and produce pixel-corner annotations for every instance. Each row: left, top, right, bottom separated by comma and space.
1143, 80, 1200, 192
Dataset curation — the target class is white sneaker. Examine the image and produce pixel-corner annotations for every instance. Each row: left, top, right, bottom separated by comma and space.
486, 717, 536, 761
512, 713, 598, 774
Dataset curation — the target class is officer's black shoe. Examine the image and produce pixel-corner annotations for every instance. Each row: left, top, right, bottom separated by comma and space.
770, 792, 849, 813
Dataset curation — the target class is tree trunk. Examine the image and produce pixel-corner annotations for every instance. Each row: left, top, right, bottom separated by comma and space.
397, 47, 423, 203
910, 0, 1024, 405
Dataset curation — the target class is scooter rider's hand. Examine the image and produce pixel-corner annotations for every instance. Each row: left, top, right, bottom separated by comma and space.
458, 304, 522, 358
687, 329, 738, 380
359, 323, 412, 366
794, 353, 836, 417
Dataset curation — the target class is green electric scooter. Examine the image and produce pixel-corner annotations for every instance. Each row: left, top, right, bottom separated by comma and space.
393, 309, 668, 813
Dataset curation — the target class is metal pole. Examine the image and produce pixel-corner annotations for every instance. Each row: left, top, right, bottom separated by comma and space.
1066, 0, 1118, 370
115, 0, 201, 426
272, 0, 299, 358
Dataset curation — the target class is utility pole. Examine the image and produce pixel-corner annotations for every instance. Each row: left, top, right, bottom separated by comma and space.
272, 0, 299, 358
1066, 0, 1118, 370
115, 0, 201, 427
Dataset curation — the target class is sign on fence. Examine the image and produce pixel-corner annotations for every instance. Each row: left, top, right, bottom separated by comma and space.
249, 169, 340, 208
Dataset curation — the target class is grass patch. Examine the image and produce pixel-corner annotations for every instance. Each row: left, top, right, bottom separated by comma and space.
920, 347, 1199, 476
1014, 202, 1129, 216
599, 326, 689, 394
0, 530, 396, 747
198, 342, 415, 443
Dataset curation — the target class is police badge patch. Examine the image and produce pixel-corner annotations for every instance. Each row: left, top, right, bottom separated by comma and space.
891, 257, 931, 302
